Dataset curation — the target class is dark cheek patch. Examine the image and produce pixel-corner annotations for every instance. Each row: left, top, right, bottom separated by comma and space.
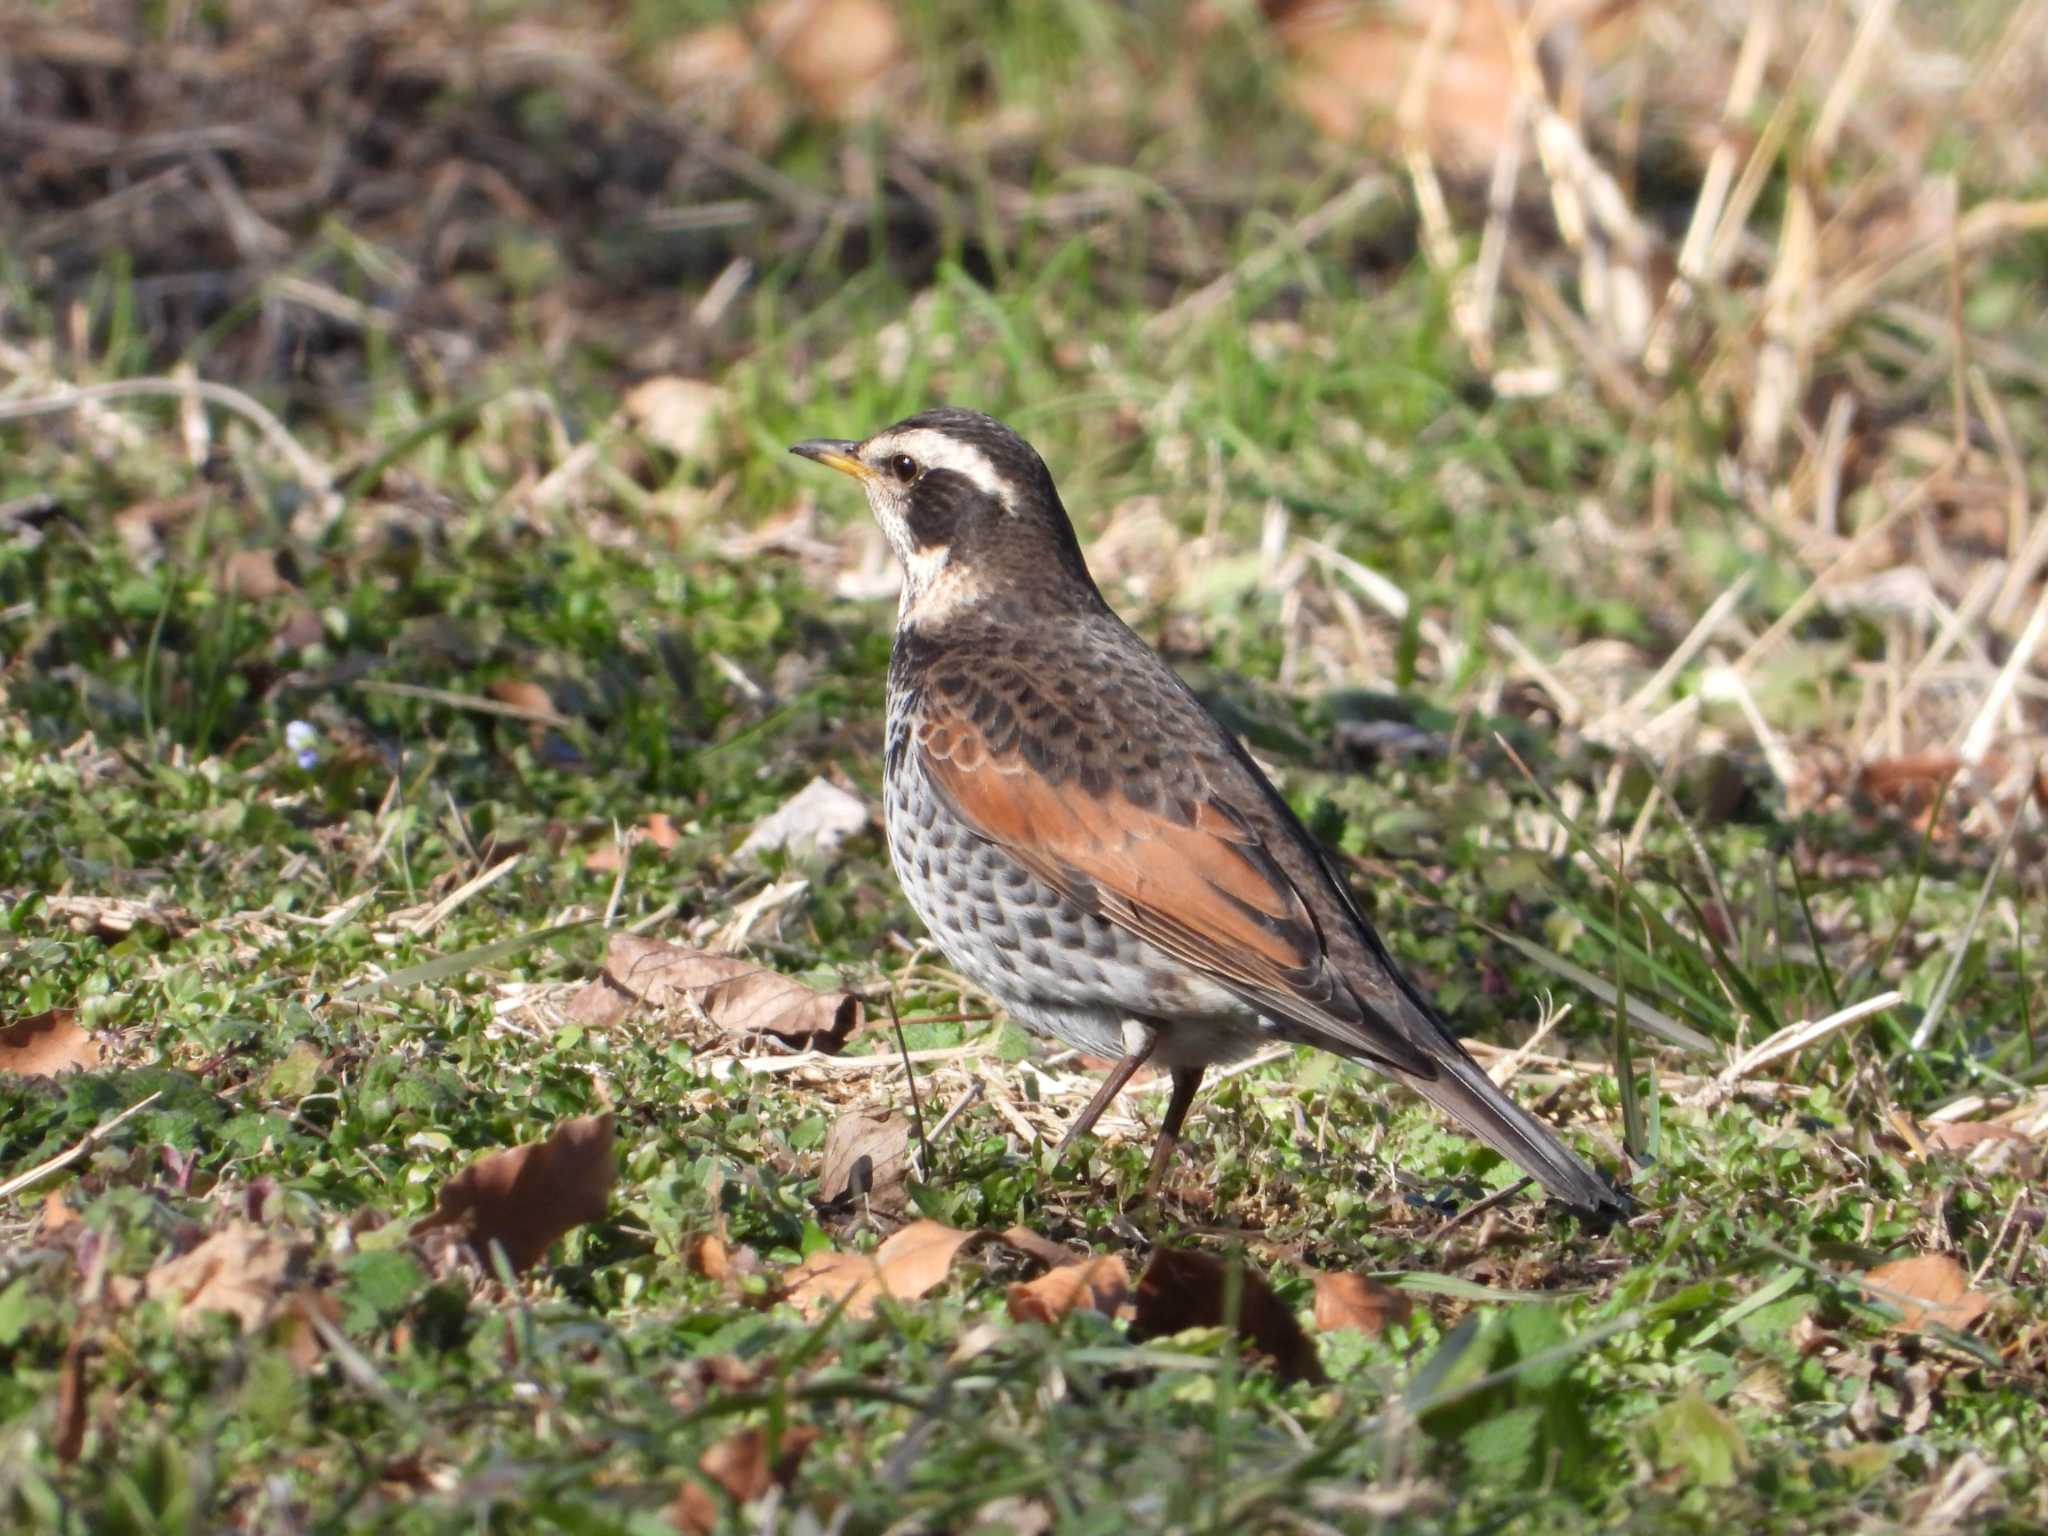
905, 468, 991, 550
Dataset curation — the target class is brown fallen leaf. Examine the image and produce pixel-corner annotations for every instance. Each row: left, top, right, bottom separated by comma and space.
1130, 1248, 1323, 1384
1264, 0, 1638, 172
688, 1232, 733, 1280
783, 1219, 981, 1319
410, 1113, 616, 1274
53, 1334, 92, 1465
704, 1422, 821, 1501
221, 547, 298, 599
144, 1220, 314, 1333
673, 1422, 821, 1534
600, 933, 864, 1052
1861, 1254, 1991, 1334
563, 976, 634, 1030
486, 677, 563, 721
42, 1189, 79, 1234
750, 0, 903, 119
1859, 752, 1964, 807
815, 1112, 912, 1210
654, 23, 792, 150
686, 1232, 766, 1293
1924, 1121, 2032, 1153
1309, 1271, 1414, 1337
0, 1009, 103, 1077
1006, 1255, 1132, 1325
584, 812, 682, 873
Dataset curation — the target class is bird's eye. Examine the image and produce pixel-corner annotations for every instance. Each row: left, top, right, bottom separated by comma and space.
889, 453, 919, 484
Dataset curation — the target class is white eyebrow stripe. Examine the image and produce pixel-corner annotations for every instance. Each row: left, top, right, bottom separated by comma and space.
871, 427, 1012, 510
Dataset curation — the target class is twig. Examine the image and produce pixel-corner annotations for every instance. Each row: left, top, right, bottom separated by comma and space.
403, 852, 522, 937
601, 821, 630, 929
1911, 784, 2031, 1052
715, 1042, 990, 1076
1698, 991, 1903, 1100
0, 1091, 163, 1201
888, 992, 933, 1179
1487, 1001, 1569, 1089
1597, 573, 1753, 734
1957, 586, 2048, 765
0, 376, 334, 502
353, 680, 575, 729
925, 1081, 984, 1147
1428, 1177, 1536, 1242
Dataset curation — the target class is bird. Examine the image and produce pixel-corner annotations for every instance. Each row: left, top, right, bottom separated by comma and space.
791, 406, 1628, 1215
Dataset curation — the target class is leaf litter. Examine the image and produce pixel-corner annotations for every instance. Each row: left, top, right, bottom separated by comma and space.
814, 1111, 913, 1211
1859, 1254, 1992, 1335
410, 1112, 616, 1274
1006, 1255, 1132, 1325
567, 932, 864, 1050
1309, 1270, 1415, 1337
1129, 1248, 1323, 1385
0, 1009, 103, 1077
672, 1420, 822, 1534
782, 1219, 983, 1320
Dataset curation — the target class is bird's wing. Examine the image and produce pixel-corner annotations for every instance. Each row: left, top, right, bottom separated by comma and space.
914, 701, 1441, 1078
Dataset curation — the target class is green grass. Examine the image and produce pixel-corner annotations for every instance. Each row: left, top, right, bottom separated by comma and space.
4, 1, 2047, 1530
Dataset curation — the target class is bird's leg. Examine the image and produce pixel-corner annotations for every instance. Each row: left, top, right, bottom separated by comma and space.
1142, 1065, 1205, 1198
1051, 1021, 1158, 1163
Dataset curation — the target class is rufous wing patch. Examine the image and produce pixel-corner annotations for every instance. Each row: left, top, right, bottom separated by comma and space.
914, 705, 1437, 1077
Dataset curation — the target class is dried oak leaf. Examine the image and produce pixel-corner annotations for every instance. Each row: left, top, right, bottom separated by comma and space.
1308, 1271, 1414, 1337
1860, 1254, 1990, 1334
1265, 0, 1636, 171
563, 976, 634, 1030
144, 1220, 314, 1334
43, 1189, 79, 1234
602, 932, 863, 1052
1130, 1247, 1322, 1384
686, 1232, 767, 1295
751, 0, 904, 119
410, 1113, 616, 1274
0, 1009, 102, 1077
485, 677, 564, 722
673, 1423, 821, 1534
815, 1112, 911, 1210
783, 1219, 980, 1319
1859, 752, 1963, 807
1006, 1255, 1132, 1325
221, 547, 298, 599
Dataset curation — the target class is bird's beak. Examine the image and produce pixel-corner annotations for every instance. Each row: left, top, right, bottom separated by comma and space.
789, 438, 871, 482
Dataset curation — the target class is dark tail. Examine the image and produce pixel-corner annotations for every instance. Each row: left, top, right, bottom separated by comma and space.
1397, 1039, 1632, 1218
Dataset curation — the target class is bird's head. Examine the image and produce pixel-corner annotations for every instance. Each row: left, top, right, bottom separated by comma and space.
791, 406, 1093, 619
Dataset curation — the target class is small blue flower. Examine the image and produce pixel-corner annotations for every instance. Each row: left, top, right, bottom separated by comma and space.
285, 719, 320, 770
